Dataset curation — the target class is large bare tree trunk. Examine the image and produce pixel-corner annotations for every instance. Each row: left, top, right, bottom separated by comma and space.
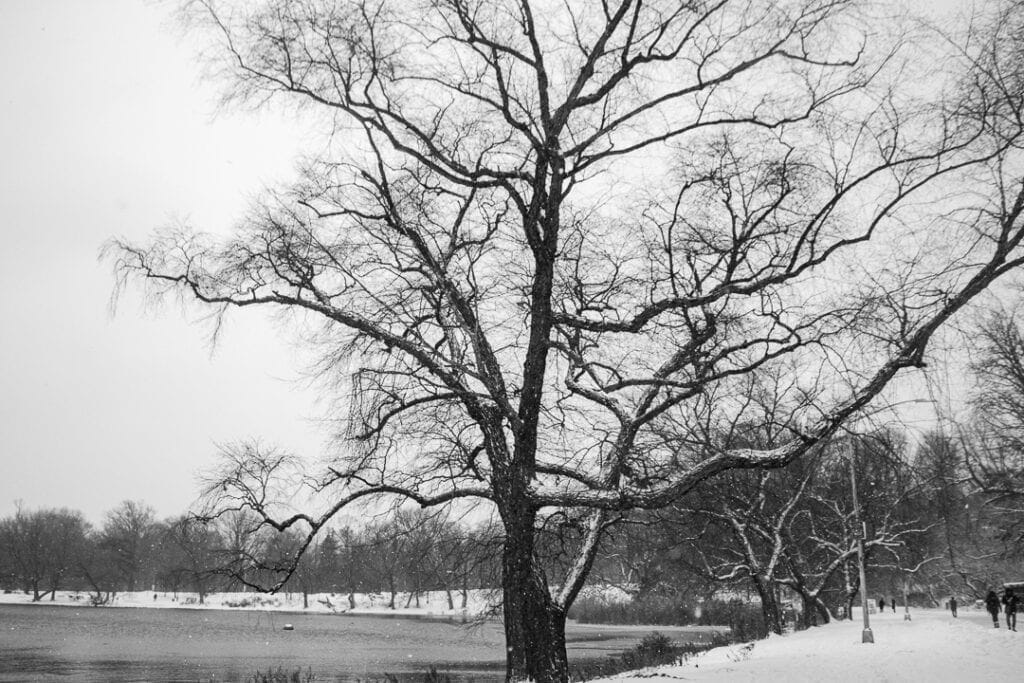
502, 514, 569, 683
752, 576, 784, 636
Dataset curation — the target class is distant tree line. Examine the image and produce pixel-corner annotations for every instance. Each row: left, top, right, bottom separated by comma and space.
0, 420, 1019, 627
0, 501, 501, 608
2, 426, 1020, 624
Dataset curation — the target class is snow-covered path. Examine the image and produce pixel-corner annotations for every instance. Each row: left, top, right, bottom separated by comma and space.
603, 608, 1023, 682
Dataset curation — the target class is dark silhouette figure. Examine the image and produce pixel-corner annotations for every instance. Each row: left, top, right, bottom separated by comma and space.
890, 598, 896, 613
1002, 589, 1019, 631
986, 590, 1001, 627
949, 596, 957, 617
878, 597, 886, 613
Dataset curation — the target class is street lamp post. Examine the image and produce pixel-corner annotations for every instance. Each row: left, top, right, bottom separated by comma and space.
848, 442, 874, 644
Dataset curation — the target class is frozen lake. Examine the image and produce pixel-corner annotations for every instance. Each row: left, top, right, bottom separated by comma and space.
0, 604, 720, 681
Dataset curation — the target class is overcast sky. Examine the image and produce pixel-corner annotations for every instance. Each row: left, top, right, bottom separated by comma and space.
0, 0, 330, 524
0, 0, 971, 526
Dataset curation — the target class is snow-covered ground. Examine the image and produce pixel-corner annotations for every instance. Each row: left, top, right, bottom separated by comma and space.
601, 607, 1024, 682
0, 588, 499, 617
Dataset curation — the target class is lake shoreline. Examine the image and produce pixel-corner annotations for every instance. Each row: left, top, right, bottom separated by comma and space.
0, 596, 481, 621
0, 588, 495, 619
0, 589, 721, 636
0, 601, 723, 682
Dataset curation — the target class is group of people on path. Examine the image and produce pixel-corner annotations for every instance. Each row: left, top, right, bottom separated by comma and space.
877, 597, 897, 613
875, 590, 1017, 628
983, 588, 1019, 630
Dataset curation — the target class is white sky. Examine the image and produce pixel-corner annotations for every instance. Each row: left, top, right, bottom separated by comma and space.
0, 0, 972, 526
0, 0, 326, 525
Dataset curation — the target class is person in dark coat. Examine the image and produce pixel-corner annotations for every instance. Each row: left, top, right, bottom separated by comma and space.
878, 597, 886, 613
949, 596, 957, 617
985, 590, 1001, 627
890, 597, 896, 613
1002, 589, 1019, 631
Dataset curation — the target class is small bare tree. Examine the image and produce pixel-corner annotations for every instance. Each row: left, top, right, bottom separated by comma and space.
99, 500, 158, 594
781, 433, 928, 626
163, 515, 220, 603
964, 309, 1024, 545
108, 1, 1024, 679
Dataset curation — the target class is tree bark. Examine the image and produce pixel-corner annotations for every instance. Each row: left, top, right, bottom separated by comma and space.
797, 592, 830, 628
751, 575, 784, 635
785, 582, 831, 629
501, 510, 569, 683
842, 565, 860, 621
198, 575, 207, 605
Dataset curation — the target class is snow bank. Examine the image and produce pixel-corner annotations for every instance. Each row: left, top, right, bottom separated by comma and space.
0, 588, 499, 617
600, 608, 1023, 682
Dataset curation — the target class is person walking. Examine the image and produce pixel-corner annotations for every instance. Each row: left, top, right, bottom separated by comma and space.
1002, 589, 1019, 631
949, 596, 958, 617
890, 597, 896, 613
878, 597, 886, 613
986, 590, 1001, 627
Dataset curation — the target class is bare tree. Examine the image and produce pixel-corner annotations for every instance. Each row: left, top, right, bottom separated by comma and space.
780, 433, 928, 626
677, 468, 803, 635
99, 500, 158, 593
0, 505, 89, 601
964, 310, 1024, 542
588, 511, 701, 602
362, 515, 412, 609
334, 525, 368, 608
312, 528, 340, 596
210, 502, 273, 590
163, 515, 221, 603
108, 1, 1024, 679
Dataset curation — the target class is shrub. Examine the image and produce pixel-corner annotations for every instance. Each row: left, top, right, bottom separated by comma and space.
225, 595, 281, 609
247, 666, 316, 683
569, 630, 731, 681
632, 632, 675, 659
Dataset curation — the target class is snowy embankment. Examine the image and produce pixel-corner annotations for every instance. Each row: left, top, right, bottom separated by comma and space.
600, 607, 1023, 682
0, 588, 499, 617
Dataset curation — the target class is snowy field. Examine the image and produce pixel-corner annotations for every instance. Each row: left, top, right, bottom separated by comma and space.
601, 607, 1024, 682
0, 588, 500, 617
